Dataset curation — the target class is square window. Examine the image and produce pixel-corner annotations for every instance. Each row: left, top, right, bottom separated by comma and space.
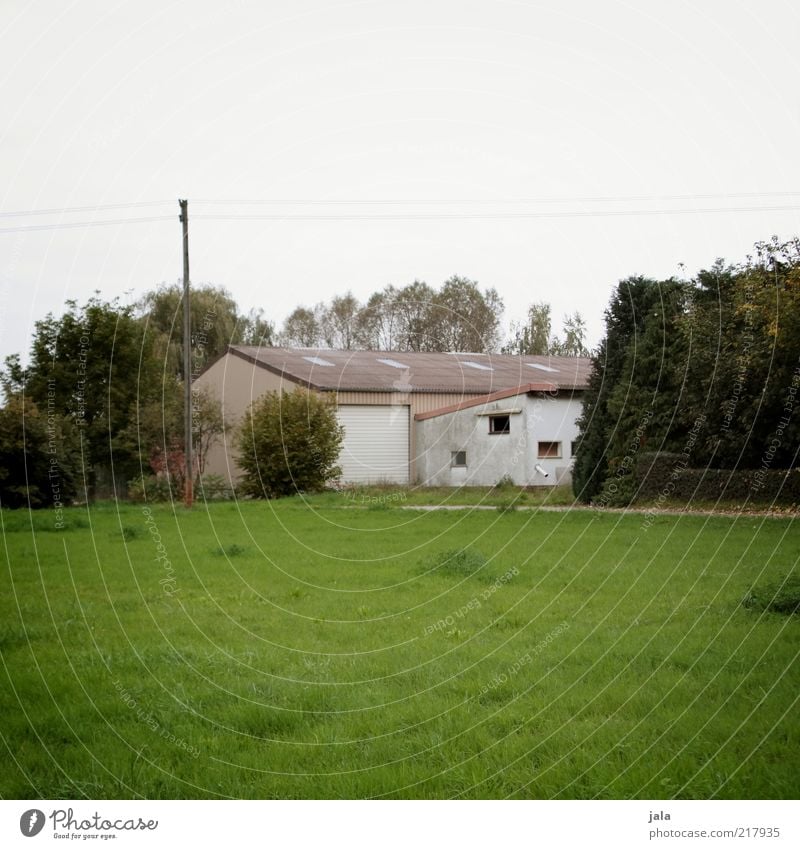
451, 450, 467, 467
538, 441, 561, 458
489, 415, 510, 434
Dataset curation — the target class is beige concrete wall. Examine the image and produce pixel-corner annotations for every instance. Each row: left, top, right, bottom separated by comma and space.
193, 352, 295, 481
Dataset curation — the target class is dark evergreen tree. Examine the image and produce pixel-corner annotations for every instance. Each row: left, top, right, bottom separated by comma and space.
572, 277, 666, 502
571, 337, 612, 502
600, 279, 693, 504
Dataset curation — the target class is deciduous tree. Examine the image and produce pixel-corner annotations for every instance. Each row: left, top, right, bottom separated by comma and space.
319, 293, 362, 350
503, 302, 552, 355
280, 306, 321, 347
430, 276, 504, 353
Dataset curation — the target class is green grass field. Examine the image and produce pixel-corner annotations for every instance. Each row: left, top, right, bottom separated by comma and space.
1, 496, 798, 799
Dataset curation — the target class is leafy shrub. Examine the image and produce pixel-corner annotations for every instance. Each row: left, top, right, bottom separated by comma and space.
743, 575, 800, 616
127, 475, 177, 503
235, 390, 344, 499
595, 471, 637, 507
633, 453, 800, 505
197, 474, 234, 501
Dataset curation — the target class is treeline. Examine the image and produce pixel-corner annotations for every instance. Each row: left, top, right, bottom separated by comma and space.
0, 285, 268, 505
573, 236, 800, 505
279, 275, 589, 356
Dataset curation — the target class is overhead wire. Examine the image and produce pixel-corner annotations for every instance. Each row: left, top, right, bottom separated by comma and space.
0, 200, 174, 218
0, 193, 798, 232
191, 190, 800, 206
0, 215, 175, 233
193, 204, 800, 221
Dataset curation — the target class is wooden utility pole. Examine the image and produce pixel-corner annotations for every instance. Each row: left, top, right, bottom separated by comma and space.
179, 199, 193, 507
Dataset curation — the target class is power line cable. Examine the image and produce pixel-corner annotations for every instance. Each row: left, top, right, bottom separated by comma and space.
191, 191, 800, 206
0, 215, 175, 233
1, 203, 798, 233
2, 191, 799, 220
193, 204, 800, 221
0, 200, 174, 218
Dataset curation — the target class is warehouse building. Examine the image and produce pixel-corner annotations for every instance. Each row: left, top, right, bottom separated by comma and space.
193, 346, 591, 487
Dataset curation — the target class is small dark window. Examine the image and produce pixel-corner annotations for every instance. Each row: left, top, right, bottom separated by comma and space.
538, 441, 561, 458
489, 415, 510, 434
451, 450, 467, 467
571, 441, 579, 457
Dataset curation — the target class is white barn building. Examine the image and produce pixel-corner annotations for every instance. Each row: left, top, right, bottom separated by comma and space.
193, 347, 591, 487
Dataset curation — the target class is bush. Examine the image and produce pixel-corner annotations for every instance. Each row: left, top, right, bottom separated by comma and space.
197, 474, 234, 501
632, 453, 800, 506
235, 390, 344, 498
127, 474, 177, 503
595, 471, 637, 508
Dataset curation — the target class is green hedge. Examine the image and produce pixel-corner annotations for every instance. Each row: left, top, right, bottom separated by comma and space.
632, 452, 800, 505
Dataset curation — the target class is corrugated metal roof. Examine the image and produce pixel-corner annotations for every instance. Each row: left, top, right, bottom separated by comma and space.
226, 346, 592, 393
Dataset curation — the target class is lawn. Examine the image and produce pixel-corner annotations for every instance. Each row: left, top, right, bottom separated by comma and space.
1, 496, 798, 799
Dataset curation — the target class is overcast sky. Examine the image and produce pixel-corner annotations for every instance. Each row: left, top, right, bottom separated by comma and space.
1, 0, 799, 363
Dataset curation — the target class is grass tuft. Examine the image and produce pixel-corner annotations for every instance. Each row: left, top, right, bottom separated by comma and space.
743, 574, 800, 616
427, 546, 488, 577
212, 543, 247, 557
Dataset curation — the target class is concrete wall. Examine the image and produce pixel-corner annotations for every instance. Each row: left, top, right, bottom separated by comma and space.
193, 351, 292, 481
414, 391, 583, 487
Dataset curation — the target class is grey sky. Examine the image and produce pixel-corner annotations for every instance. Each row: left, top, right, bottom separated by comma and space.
2, 0, 799, 363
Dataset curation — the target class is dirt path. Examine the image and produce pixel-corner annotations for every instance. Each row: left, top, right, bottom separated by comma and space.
400, 503, 797, 518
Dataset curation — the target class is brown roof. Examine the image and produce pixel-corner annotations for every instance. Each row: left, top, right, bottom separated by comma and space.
226, 346, 592, 394
414, 383, 558, 420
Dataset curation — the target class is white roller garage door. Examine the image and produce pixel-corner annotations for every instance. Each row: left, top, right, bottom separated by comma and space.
336, 406, 409, 484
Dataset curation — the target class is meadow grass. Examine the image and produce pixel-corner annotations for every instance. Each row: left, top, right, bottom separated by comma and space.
320, 482, 577, 508
1, 497, 798, 799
